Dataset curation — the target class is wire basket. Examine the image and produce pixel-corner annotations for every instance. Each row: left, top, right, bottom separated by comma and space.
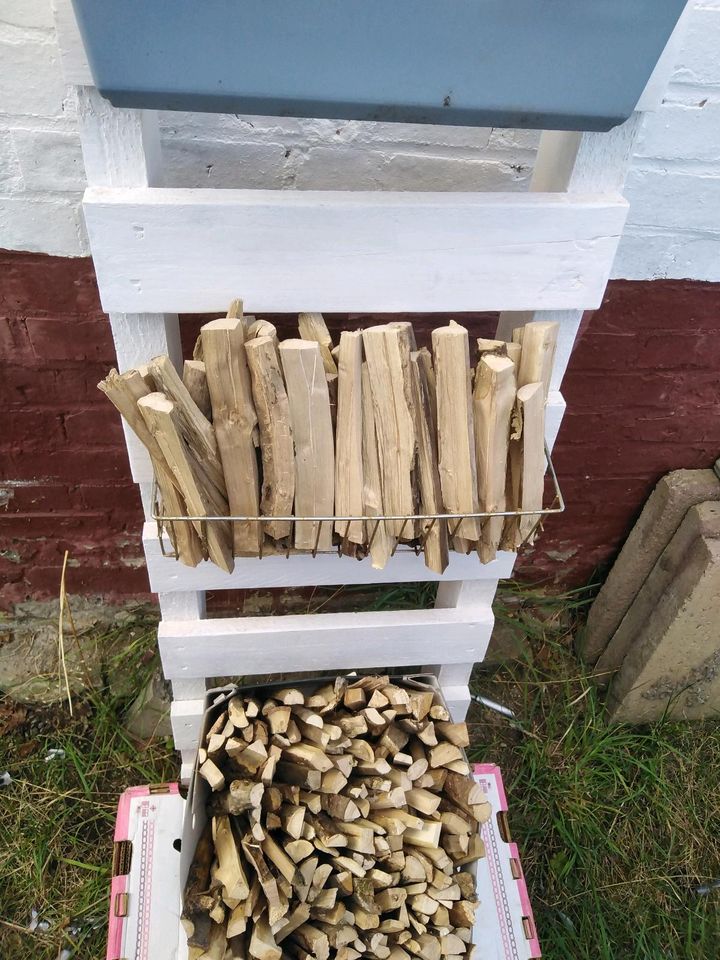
152, 444, 564, 562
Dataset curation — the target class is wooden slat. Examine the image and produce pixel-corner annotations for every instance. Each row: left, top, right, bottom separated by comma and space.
142, 522, 517, 590
158, 606, 494, 680
83, 187, 628, 313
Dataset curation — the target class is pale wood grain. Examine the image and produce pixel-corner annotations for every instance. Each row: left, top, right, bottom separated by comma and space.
182, 359, 212, 420
473, 355, 516, 564
432, 323, 480, 547
201, 317, 262, 556
138, 393, 233, 573
334, 331, 365, 548
360, 364, 393, 571
245, 335, 294, 541
362, 325, 416, 539
279, 340, 335, 551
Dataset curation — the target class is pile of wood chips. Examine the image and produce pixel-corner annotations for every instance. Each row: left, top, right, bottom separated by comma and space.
99, 302, 558, 574
183, 676, 488, 960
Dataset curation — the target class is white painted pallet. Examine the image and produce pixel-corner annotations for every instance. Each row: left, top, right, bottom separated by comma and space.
53, 0, 685, 775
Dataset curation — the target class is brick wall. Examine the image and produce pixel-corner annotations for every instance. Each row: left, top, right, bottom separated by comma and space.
3, 248, 719, 606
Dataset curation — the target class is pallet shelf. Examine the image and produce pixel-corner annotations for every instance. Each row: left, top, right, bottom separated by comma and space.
54, 0, 685, 774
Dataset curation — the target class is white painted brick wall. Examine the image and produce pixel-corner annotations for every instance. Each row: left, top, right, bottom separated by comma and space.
1, 0, 718, 282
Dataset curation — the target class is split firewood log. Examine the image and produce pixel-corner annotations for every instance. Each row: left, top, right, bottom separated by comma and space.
187, 678, 484, 960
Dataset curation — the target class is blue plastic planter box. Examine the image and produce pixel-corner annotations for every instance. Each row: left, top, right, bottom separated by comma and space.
72, 0, 686, 131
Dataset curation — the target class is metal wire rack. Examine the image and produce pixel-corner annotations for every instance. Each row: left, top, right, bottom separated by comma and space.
152, 444, 564, 562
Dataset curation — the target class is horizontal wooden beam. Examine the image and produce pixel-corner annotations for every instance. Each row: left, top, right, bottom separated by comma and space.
84, 186, 627, 314
158, 606, 494, 680
143, 521, 517, 590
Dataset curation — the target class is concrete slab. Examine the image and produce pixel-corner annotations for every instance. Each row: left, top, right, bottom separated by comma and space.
607, 502, 720, 723
579, 469, 720, 665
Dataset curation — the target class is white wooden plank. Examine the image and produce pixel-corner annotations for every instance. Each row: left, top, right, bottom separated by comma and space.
75, 88, 162, 189
52, 0, 93, 85
158, 607, 494, 681
441, 686, 473, 723
83, 187, 628, 314
144, 522, 517, 591
171, 699, 207, 751
546, 390, 566, 451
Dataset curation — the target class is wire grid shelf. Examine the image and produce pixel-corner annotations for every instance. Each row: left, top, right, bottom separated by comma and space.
152, 444, 564, 562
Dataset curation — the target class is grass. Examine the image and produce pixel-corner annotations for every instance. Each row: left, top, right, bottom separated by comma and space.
0, 618, 176, 959
469, 585, 720, 960
0, 584, 718, 958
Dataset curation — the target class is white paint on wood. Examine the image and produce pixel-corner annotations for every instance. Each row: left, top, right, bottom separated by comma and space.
143, 521, 517, 591
74, 86, 162, 189
158, 606, 494, 680
171, 699, 208, 751
82, 187, 628, 313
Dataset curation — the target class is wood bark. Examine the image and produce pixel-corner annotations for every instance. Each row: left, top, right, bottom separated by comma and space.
279, 340, 335, 551
409, 353, 449, 574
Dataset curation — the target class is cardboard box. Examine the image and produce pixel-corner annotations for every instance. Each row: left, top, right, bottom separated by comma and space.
108, 677, 541, 959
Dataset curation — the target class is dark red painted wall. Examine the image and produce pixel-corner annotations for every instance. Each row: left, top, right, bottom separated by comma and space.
2, 247, 719, 608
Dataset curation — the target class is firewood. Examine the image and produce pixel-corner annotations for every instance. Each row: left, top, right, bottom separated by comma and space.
404, 821, 442, 850
298, 312, 337, 376
275, 687, 304, 705
448, 901, 476, 928
362, 325, 416, 539
262, 833, 301, 885
334, 331, 365, 549
148, 354, 227, 499
245, 335, 295, 541
213, 815, 251, 902
183, 359, 212, 420
409, 352, 449, 574
432, 323, 481, 547
138, 393, 233, 572
98, 369, 203, 567
516, 320, 559, 400
182, 821, 214, 951
279, 340, 335, 551
249, 913, 282, 960
360, 363, 394, 570
211, 779, 265, 815
188, 680, 484, 960
286, 839, 314, 863
476, 338, 508, 359
405, 788, 441, 817
201, 317, 262, 556
199, 758, 226, 792
242, 840, 286, 926
284, 742, 334, 772
272, 903, 311, 943
473, 354, 516, 563
435, 723, 470, 749
428, 743, 463, 770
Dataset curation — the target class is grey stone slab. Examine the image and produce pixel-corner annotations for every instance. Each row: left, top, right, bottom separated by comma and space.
579, 469, 720, 665
607, 502, 720, 723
